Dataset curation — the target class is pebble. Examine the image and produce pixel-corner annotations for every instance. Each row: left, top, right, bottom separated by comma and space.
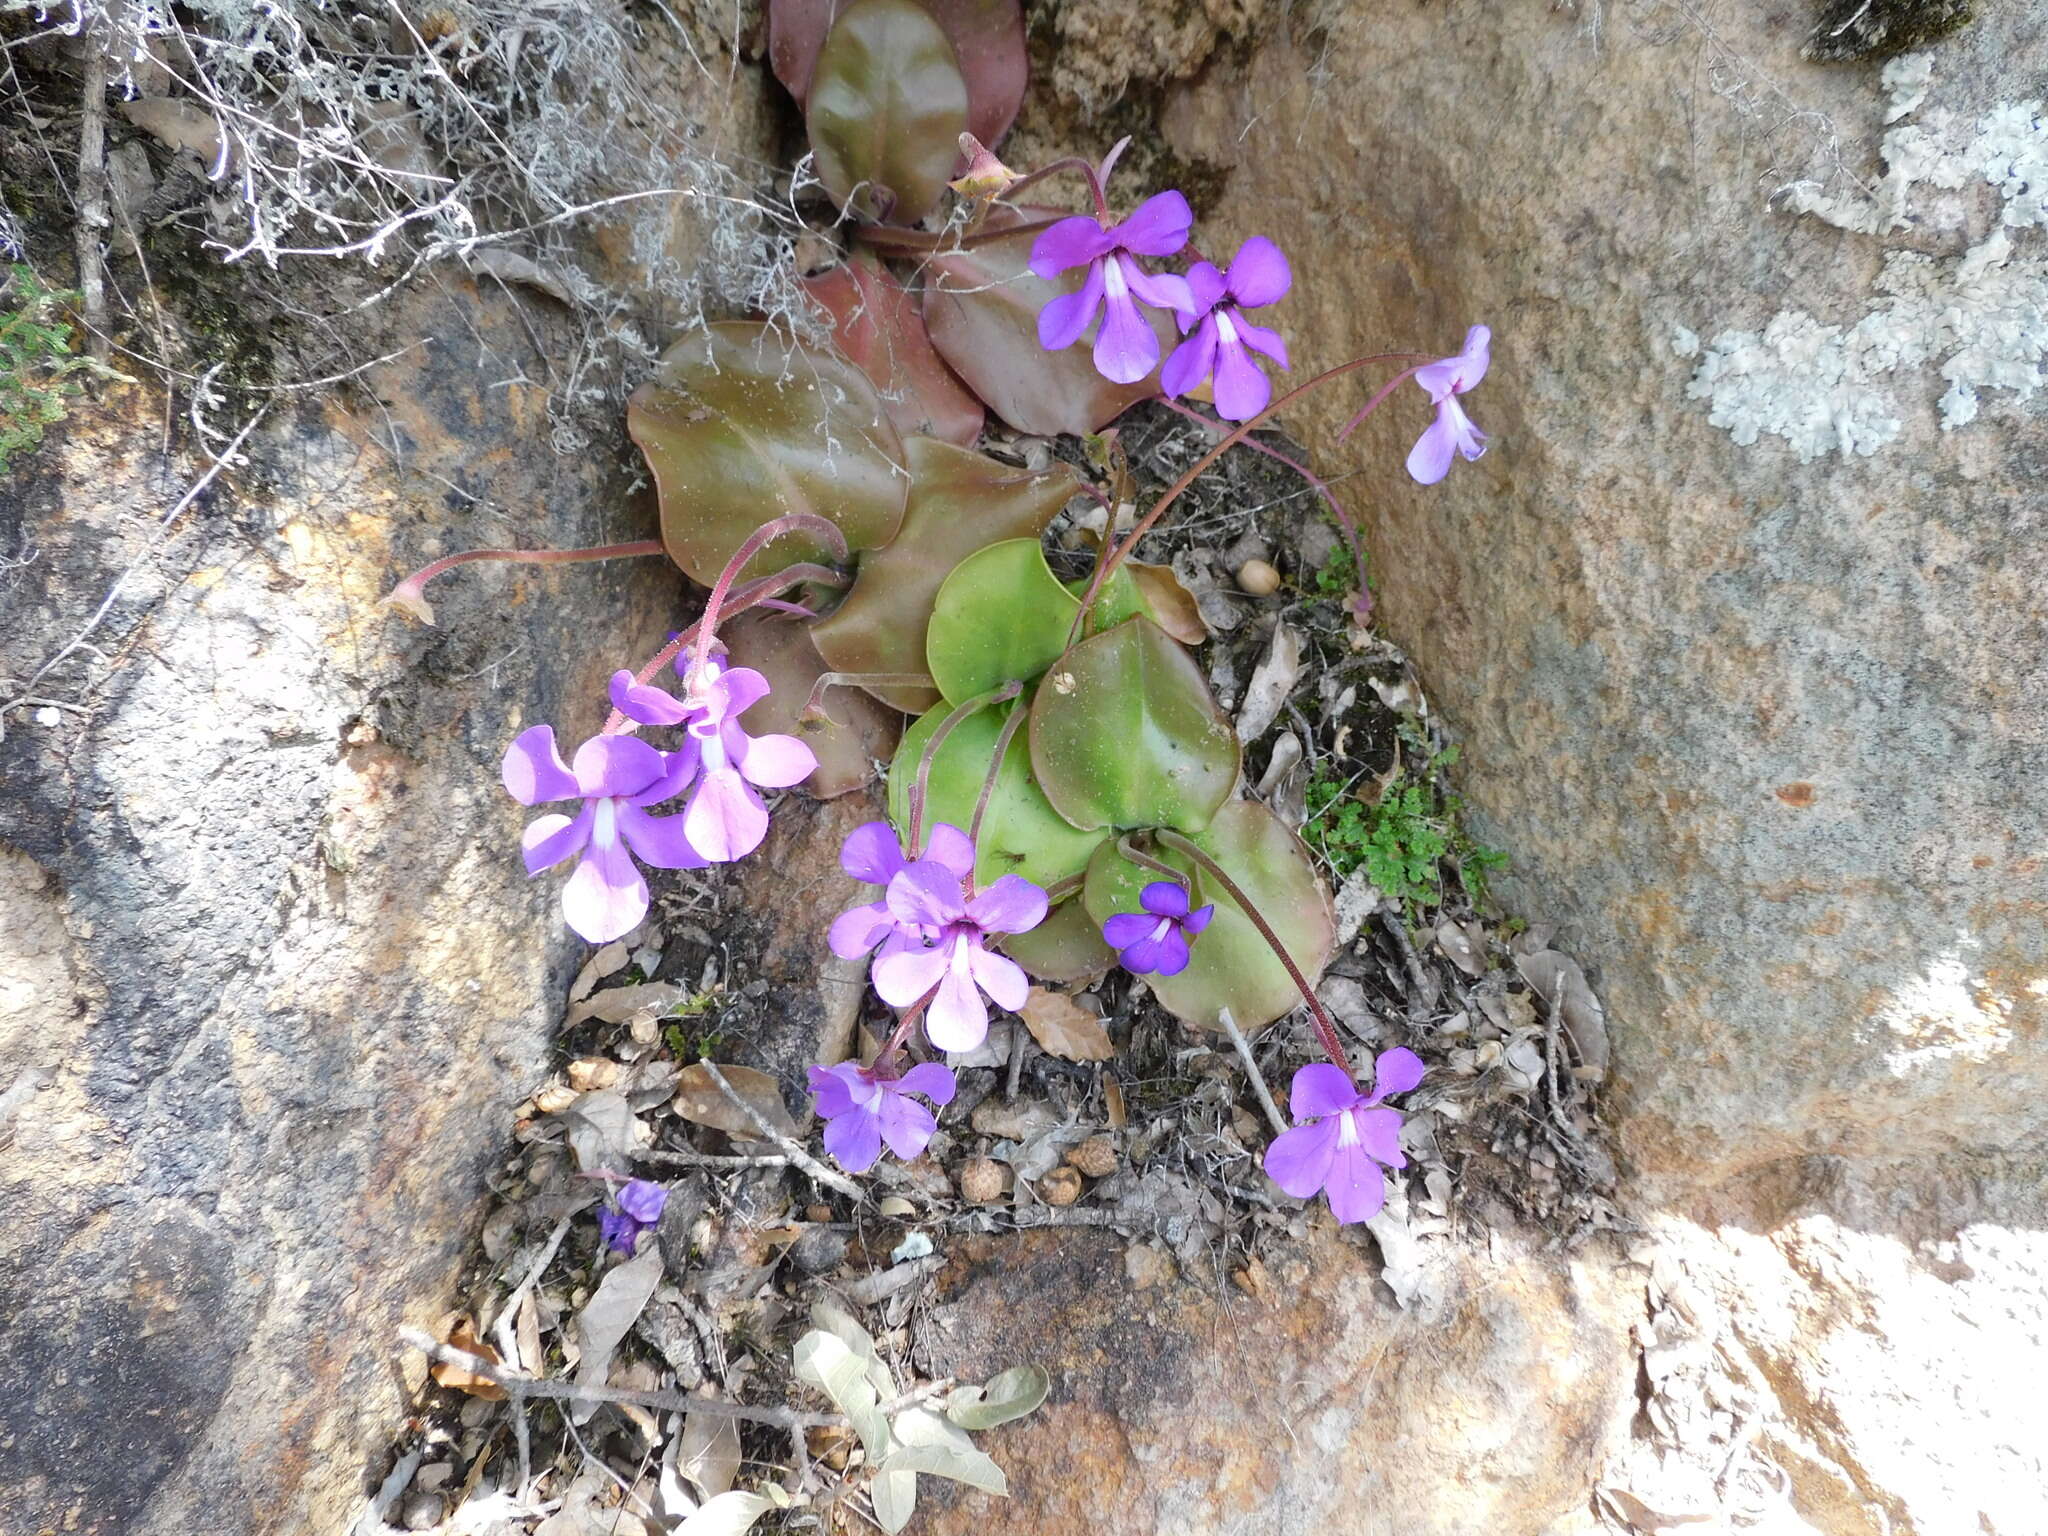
790, 1226, 850, 1275
401, 1493, 444, 1531
1235, 558, 1282, 595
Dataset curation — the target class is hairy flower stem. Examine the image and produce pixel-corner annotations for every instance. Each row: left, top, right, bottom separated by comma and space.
801, 672, 936, 727
906, 681, 1023, 859
599, 564, 846, 734
1154, 829, 1354, 1083
690, 515, 849, 696
1155, 396, 1370, 609
386, 539, 666, 623
876, 986, 940, 1070
967, 701, 1031, 849
1067, 352, 1434, 642
1003, 154, 1112, 218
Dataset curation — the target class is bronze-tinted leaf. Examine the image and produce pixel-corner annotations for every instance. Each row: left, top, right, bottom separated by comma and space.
771, 0, 1026, 151
627, 321, 906, 586
1029, 616, 1239, 834
1082, 802, 1335, 1033
998, 894, 1115, 983
719, 609, 900, 799
801, 254, 983, 445
807, 0, 967, 225
922, 208, 1171, 436
811, 439, 1076, 712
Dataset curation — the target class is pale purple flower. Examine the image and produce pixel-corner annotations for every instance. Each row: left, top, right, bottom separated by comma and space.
1406, 325, 1491, 486
599, 1178, 668, 1253
1102, 880, 1215, 977
870, 860, 1047, 1053
1262, 1048, 1425, 1224
1031, 190, 1196, 384
1161, 237, 1292, 421
807, 1060, 956, 1171
827, 821, 975, 962
607, 650, 817, 864
504, 726, 703, 943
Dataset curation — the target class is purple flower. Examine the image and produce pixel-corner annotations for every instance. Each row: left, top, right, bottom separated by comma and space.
807, 1060, 956, 1172
504, 726, 704, 943
1262, 1048, 1425, 1224
1406, 325, 1491, 486
599, 1178, 668, 1253
1031, 190, 1196, 384
607, 650, 817, 864
826, 821, 975, 962
1161, 237, 1292, 421
1102, 880, 1215, 976
870, 859, 1048, 1053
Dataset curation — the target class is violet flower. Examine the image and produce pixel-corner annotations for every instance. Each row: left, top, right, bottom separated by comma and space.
1406, 325, 1491, 486
871, 860, 1048, 1053
807, 1060, 956, 1172
1161, 236, 1292, 421
1031, 190, 1196, 384
504, 726, 702, 943
607, 650, 817, 864
599, 1178, 668, 1254
1102, 880, 1215, 976
827, 820, 975, 962
1262, 1048, 1425, 1224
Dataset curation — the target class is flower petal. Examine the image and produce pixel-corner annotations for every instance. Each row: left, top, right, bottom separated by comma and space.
1353, 1105, 1407, 1168
1182, 903, 1216, 937
682, 767, 769, 863
1117, 930, 1175, 975
965, 873, 1048, 935
809, 1062, 863, 1119
1442, 394, 1488, 461
888, 861, 968, 927
873, 939, 949, 1008
502, 725, 580, 805
1263, 1116, 1339, 1199
1233, 316, 1290, 369
561, 840, 649, 943
1224, 236, 1292, 307
1120, 262, 1194, 317
1413, 325, 1491, 402
1178, 259, 1226, 323
966, 943, 1029, 1012
522, 808, 592, 874
616, 802, 709, 870
624, 739, 699, 808
896, 1061, 957, 1106
571, 733, 667, 799
1145, 928, 1193, 976
736, 731, 817, 789
828, 899, 896, 959
841, 821, 908, 885
1288, 1062, 1362, 1123
1113, 189, 1193, 257
1101, 911, 1156, 949
1405, 402, 1459, 486
921, 823, 977, 879
1371, 1046, 1426, 1099
710, 666, 772, 721
1093, 281, 1160, 385
1323, 1140, 1389, 1224
1036, 259, 1106, 352
876, 1093, 939, 1160
609, 670, 690, 727
1211, 335, 1273, 422
923, 963, 990, 1052
617, 1179, 668, 1223
1159, 317, 1220, 400
823, 1106, 884, 1172
1140, 880, 1191, 918
1029, 214, 1115, 279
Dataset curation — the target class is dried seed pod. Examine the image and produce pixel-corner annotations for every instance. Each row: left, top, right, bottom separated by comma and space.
959, 1155, 1006, 1204
1067, 1134, 1118, 1179
1038, 1165, 1083, 1206
1235, 558, 1281, 596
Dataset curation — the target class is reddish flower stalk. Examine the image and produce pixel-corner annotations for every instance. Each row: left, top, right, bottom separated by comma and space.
386, 539, 666, 624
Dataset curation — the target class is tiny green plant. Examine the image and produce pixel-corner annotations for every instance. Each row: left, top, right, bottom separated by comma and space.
0, 265, 121, 473
1305, 749, 1507, 916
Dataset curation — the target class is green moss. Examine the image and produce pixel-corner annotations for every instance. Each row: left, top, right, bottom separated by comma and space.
1303, 732, 1507, 918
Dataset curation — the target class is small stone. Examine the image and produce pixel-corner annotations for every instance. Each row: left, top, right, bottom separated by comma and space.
806, 1203, 835, 1223
1067, 1134, 1118, 1179
1235, 558, 1282, 596
790, 1226, 850, 1275
411, 1461, 455, 1492
458, 1396, 496, 1429
959, 1156, 1006, 1204
534, 1083, 578, 1115
1038, 1166, 1083, 1206
567, 1057, 620, 1091
878, 1195, 918, 1217
401, 1492, 443, 1530
970, 1097, 1060, 1139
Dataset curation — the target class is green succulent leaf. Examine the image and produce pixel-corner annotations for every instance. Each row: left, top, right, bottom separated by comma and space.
807, 0, 968, 225
925, 537, 1079, 705
626, 321, 906, 586
1083, 801, 1336, 1033
997, 894, 1115, 982
889, 699, 1105, 888
1029, 616, 1239, 834
812, 441, 1076, 713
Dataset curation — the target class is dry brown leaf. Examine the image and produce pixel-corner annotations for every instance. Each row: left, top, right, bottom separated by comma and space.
1128, 560, 1208, 644
1019, 987, 1115, 1062
672, 1063, 799, 1140
431, 1319, 508, 1401
567, 981, 681, 1026
120, 98, 230, 175
569, 941, 629, 1003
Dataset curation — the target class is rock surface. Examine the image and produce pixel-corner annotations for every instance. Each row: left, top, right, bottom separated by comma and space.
1157, 1, 2047, 1186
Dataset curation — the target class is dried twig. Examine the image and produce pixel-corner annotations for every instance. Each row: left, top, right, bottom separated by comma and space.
635, 1144, 796, 1170
74, 29, 109, 362
1218, 1008, 1289, 1138
698, 1061, 863, 1201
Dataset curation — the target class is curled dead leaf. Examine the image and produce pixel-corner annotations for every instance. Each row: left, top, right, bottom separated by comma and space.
1018, 987, 1114, 1062
431, 1319, 508, 1401
672, 1063, 800, 1140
